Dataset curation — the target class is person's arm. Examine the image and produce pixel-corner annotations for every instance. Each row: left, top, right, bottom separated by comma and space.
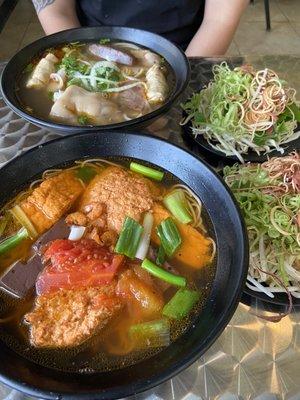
33, 0, 81, 35
185, 0, 249, 57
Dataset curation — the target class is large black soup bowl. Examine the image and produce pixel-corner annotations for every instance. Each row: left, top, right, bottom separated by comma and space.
0, 132, 248, 399
0, 26, 190, 134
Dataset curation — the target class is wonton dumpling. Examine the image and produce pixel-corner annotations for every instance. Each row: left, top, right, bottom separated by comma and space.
145, 64, 168, 105
129, 49, 161, 67
50, 85, 124, 125
26, 53, 59, 89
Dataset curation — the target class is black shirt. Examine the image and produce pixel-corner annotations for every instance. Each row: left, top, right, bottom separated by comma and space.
77, 0, 205, 49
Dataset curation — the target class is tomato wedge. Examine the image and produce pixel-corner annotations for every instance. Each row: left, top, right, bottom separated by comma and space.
36, 239, 124, 295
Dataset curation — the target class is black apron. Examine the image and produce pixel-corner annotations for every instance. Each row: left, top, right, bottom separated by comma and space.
77, 0, 205, 49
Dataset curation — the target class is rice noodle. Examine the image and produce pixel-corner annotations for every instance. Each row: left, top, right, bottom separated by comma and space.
168, 183, 216, 261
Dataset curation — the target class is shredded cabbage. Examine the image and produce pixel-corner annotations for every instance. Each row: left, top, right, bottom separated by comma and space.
223, 152, 300, 297
182, 62, 300, 162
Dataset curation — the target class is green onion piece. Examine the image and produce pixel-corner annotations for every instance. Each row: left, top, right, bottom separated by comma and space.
163, 189, 192, 224
289, 102, 300, 122
77, 114, 90, 125
77, 166, 97, 183
163, 288, 200, 319
10, 205, 38, 239
156, 245, 165, 266
115, 217, 143, 259
129, 319, 170, 348
0, 213, 10, 237
130, 162, 164, 181
141, 258, 186, 287
0, 227, 29, 256
156, 217, 181, 257
99, 38, 111, 44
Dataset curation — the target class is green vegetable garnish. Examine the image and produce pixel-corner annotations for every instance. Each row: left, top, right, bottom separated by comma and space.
156, 217, 181, 257
141, 258, 186, 287
77, 115, 90, 125
0, 227, 29, 256
130, 162, 164, 181
59, 55, 90, 78
129, 319, 170, 348
163, 288, 200, 319
77, 166, 97, 182
115, 217, 143, 259
156, 245, 165, 266
47, 91, 54, 101
24, 63, 34, 73
163, 189, 192, 224
99, 38, 111, 44
181, 62, 300, 162
223, 160, 300, 292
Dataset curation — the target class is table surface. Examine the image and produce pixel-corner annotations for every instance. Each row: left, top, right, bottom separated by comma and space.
0, 56, 300, 400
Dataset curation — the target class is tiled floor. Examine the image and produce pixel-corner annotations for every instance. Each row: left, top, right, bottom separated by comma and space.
0, 0, 300, 60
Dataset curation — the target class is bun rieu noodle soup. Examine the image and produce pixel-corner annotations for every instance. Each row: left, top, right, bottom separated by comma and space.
0, 159, 215, 371
17, 39, 173, 126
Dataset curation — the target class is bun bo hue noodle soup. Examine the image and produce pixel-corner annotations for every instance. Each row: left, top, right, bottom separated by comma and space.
0, 159, 215, 372
17, 40, 173, 126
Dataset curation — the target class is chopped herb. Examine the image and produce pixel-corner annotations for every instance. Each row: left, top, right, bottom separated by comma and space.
115, 217, 143, 258
59, 55, 90, 78
0, 227, 29, 256
24, 63, 34, 74
156, 245, 165, 266
156, 218, 182, 257
163, 288, 200, 319
141, 258, 186, 287
253, 131, 269, 146
99, 38, 111, 44
77, 166, 97, 182
47, 91, 54, 101
77, 115, 90, 125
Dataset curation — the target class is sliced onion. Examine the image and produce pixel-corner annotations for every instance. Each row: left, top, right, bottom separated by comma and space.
68, 225, 86, 241
135, 212, 153, 260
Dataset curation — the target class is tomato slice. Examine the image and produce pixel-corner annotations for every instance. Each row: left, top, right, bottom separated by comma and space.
36, 239, 124, 295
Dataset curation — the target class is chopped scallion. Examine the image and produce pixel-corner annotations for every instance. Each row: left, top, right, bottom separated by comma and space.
163, 189, 192, 224
156, 217, 181, 257
99, 38, 111, 44
77, 114, 90, 125
141, 258, 186, 287
115, 217, 143, 259
156, 245, 165, 266
129, 319, 170, 348
130, 162, 164, 181
0, 227, 29, 256
77, 166, 97, 183
163, 288, 200, 319
135, 212, 153, 260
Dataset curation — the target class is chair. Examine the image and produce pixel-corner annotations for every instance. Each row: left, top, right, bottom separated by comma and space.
0, 0, 19, 33
250, 0, 271, 31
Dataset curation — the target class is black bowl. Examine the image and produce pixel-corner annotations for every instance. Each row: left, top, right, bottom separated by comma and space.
0, 131, 248, 399
0, 26, 190, 134
181, 110, 300, 164
242, 284, 300, 309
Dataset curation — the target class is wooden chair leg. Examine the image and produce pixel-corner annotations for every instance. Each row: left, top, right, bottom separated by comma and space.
264, 0, 271, 30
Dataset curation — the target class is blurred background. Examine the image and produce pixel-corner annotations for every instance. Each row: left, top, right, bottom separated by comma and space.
0, 0, 299, 60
